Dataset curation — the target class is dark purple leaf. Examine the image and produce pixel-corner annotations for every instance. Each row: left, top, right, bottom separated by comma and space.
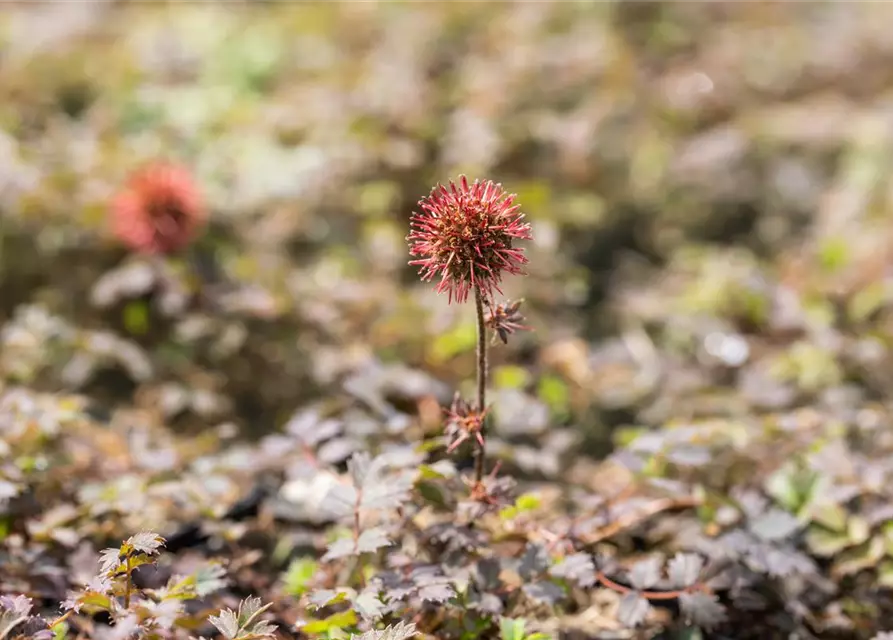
522, 580, 566, 605
617, 593, 650, 627
357, 527, 392, 554
467, 589, 503, 615
667, 553, 704, 588
666, 444, 711, 467
679, 592, 727, 629
518, 543, 549, 580
352, 589, 386, 621
308, 589, 346, 609
317, 437, 361, 464
549, 553, 596, 588
629, 556, 663, 590
416, 583, 455, 603
749, 509, 801, 542
322, 537, 363, 561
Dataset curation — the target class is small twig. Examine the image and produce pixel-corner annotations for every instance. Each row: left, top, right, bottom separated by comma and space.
0, 616, 29, 640
596, 570, 709, 601
49, 610, 74, 629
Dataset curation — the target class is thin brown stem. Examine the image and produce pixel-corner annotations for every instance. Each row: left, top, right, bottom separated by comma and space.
124, 556, 132, 609
49, 610, 74, 629
353, 492, 365, 588
473, 286, 488, 483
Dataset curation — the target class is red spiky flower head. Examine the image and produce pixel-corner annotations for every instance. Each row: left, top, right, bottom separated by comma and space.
111, 162, 207, 255
407, 176, 532, 305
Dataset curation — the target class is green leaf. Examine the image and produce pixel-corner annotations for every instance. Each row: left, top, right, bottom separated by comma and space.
76, 592, 114, 612
832, 537, 885, 577
848, 281, 888, 323
847, 516, 870, 545
283, 558, 318, 597
878, 560, 893, 588
805, 525, 851, 557
416, 481, 448, 509
417, 465, 447, 481
537, 375, 569, 416
499, 492, 542, 521
52, 620, 69, 640
430, 322, 476, 363
818, 236, 850, 272
882, 521, 893, 557
122, 300, 150, 336
499, 618, 526, 640
494, 366, 530, 390
300, 609, 358, 634
809, 502, 848, 532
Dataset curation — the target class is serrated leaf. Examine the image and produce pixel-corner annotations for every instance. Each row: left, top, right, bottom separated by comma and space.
749, 509, 800, 542
416, 583, 455, 603
522, 580, 566, 605
323, 537, 358, 561
192, 562, 228, 597
549, 553, 596, 587
357, 527, 392, 554
308, 589, 349, 609
321, 483, 359, 520
667, 553, 704, 588
0, 595, 32, 617
617, 593, 650, 627
468, 589, 503, 615
629, 556, 663, 590
125, 531, 165, 556
98, 548, 121, 576
208, 609, 239, 639
353, 589, 386, 621
351, 621, 417, 640
360, 471, 414, 511
679, 592, 727, 629
165, 561, 228, 599
328, 453, 414, 519
236, 596, 275, 636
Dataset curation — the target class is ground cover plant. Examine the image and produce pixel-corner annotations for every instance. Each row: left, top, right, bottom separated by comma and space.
4, 2, 893, 639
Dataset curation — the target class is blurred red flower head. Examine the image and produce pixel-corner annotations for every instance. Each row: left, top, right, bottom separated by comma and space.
111, 162, 206, 255
407, 175, 532, 305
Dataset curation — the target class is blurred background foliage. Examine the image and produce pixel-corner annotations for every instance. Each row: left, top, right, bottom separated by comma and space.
5, 0, 893, 448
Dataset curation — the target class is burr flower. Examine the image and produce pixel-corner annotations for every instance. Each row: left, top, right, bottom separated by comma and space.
444, 393, 489, 453
407, 175, 532, 304
111, 162, 207, 255
485, 299, 531, 344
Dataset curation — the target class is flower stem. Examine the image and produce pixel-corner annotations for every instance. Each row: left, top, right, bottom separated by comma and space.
473, 285, 488, 483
